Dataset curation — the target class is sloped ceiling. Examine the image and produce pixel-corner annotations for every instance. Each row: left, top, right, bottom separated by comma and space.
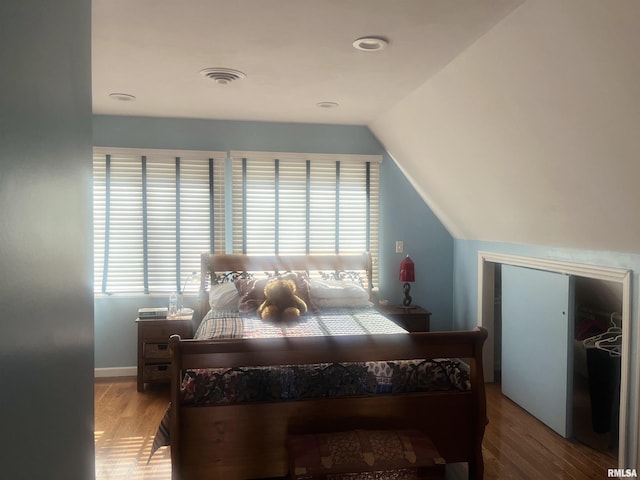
371, 0, 640, 254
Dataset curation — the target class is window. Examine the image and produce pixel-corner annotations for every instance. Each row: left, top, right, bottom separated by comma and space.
231, 151, 380, 279
93, 147, 225, 294
93, 148, 381, 294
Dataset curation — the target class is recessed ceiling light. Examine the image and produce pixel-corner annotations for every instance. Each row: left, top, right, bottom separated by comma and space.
200, 68, 247, 85
316, 101, 339, 109
108, 93, 136, 102
352, 36, 388, 52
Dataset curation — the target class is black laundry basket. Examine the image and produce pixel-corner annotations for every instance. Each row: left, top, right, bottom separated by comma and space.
586, 348, 620, 442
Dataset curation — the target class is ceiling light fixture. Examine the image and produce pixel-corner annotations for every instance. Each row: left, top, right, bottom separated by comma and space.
200, 67, 247, 85
352, 36, 388, 52
109, 93, 136, 101
316, 101, 339, 109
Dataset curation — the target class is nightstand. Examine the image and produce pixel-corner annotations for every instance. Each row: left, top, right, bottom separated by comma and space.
376, 305, 431, 332
136, 313, 193, 392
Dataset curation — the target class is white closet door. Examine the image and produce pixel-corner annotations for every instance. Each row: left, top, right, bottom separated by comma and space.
502, 264, 574, 438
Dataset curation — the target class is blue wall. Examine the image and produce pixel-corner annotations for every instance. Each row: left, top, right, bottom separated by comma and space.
379, 154, 454, 325
1, 0, 94, 478
93, 115, 453, 369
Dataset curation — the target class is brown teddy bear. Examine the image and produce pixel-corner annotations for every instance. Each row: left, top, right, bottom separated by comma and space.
257, 278, 308, 322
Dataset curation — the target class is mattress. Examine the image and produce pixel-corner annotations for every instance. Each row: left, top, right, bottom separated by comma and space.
193, 306, 409, 339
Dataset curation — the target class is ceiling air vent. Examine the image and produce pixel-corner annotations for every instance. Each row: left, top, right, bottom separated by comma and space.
200, 68, 247, 85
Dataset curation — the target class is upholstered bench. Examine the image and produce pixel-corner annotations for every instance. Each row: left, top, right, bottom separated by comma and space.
287, 428, 446, 480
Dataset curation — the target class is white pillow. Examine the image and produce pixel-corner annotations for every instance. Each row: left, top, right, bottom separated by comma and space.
209, 282, 241, 310
309, 279, 369, 300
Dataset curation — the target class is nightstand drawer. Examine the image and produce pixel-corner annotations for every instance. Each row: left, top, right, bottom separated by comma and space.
394, 315, 428, 332
140, 323, 189, 340
143, 363, 171, 381
136, 313, 194, 391
376, 305, 431, 332
144, 342, 171, 360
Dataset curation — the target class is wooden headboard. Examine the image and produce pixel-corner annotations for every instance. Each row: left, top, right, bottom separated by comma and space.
197, 252, 373, 321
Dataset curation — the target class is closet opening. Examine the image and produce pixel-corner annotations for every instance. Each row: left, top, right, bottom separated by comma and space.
477, 252, 632, 467
493, 263, 502, 385
573, 277, 622, 453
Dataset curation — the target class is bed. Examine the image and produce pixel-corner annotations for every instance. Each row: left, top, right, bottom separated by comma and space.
162, 253, 488, 480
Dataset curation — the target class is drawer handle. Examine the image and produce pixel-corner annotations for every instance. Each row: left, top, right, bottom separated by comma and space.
157, 365, 168, 372
158, 344, 168, 351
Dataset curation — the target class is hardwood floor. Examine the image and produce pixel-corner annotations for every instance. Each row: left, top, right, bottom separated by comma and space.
95, 378, 618, 479
95, 378, 171, 480
480, 383, 617, 480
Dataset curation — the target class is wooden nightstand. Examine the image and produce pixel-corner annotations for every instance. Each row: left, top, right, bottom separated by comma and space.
376, 305, 431, 332
136, 313, 193, 392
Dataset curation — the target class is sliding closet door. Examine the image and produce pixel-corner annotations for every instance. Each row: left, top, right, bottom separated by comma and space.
502, 265, 574, 438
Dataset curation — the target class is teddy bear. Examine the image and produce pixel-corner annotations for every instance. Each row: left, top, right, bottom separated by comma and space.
257, 278, 308, 322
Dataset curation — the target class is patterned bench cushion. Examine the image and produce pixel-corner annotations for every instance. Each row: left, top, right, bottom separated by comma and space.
287, 429, 446, 480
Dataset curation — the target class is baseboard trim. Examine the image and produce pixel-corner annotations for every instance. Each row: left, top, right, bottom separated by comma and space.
95, 366, 137, 378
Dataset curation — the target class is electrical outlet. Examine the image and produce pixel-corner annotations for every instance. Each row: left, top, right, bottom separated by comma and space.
395, 241, 403, 253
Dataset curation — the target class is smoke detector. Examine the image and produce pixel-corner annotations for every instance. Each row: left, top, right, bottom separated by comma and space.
352, 36, 388, 51
109, 93, 136, 101
200, 68, 247, 85
316, 101, 339, 109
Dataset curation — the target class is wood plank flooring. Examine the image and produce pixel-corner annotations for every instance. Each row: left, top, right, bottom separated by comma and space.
95, 378, 171, 480
95, 378, 619, 479
480, 383, 617, 480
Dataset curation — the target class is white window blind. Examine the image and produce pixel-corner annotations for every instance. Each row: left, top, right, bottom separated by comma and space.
93, 147, 225, 294
231, 151, 380, 281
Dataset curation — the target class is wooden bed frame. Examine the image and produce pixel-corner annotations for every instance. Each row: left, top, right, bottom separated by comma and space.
169, 253, 488, 480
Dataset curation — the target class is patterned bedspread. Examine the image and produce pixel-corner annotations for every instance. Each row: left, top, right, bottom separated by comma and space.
182, 358, 470, 407
187, 307, 469, 403
193, 306, 408, 339
149, 308, 470, 458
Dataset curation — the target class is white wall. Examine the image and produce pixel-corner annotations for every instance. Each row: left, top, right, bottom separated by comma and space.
371, 0, 640, 254
0, 1, 94, 478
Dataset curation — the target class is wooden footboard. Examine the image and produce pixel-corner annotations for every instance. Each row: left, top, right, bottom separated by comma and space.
169, 327, 488, 480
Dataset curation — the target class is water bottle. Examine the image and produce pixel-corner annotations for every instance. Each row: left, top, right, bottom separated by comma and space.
169, 292, 178, 317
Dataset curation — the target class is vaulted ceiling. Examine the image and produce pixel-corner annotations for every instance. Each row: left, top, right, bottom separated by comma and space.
93, 0, 640, 254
